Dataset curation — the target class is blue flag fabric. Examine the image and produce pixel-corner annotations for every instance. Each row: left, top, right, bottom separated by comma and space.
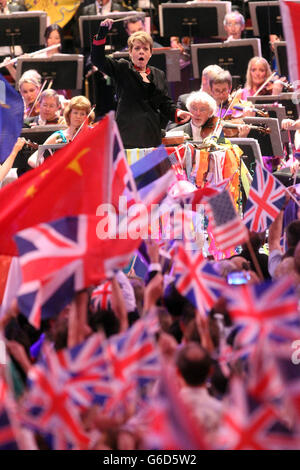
0, 74, 24, 164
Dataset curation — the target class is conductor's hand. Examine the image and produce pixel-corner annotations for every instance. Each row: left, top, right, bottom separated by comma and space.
100, 18, 114, 30
177, 109, 191, 124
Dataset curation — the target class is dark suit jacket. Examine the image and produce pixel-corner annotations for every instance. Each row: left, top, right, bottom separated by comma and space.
176, 93, 189, 112
92, 28, 177, 149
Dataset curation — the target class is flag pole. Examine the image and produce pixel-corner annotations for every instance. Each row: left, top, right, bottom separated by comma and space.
246, 239, 264, 281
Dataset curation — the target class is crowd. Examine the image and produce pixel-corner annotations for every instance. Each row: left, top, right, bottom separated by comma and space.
0, 0, 300, 452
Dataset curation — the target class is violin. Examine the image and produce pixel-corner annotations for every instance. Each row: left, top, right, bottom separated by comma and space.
23, 139, 39, 150
221, 120, 271, 135
24, 102, 40, 119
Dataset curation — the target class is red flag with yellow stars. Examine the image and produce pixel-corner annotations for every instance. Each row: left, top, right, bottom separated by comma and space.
0, 113, 116, 256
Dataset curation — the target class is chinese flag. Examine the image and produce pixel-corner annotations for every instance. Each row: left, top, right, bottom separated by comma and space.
0, 113, 115, 255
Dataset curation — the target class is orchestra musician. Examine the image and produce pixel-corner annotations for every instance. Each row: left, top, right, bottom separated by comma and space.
27, 96, 94, 168
223, 11, 245, 41
91, 18, 191, 149
24, 89, 65, 127
19, 69, 42, 119
168, 90, 218, 142
209, 71, 251, 137
237, 57, 285, 100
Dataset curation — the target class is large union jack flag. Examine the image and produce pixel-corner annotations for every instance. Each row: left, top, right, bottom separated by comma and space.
224, 276, 300, 349
174, 245, 226, 314
15, 215, 143, 329
243, 163, 286, 232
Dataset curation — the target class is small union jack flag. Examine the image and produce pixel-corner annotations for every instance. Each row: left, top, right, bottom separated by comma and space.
90, 281, 112, 312
142, 366, 209, 450
206, 189, 248, 252
243, 163, 286, 232
22, 313, 161, 448
224, 276, 300, 349
174, 245, 226, 314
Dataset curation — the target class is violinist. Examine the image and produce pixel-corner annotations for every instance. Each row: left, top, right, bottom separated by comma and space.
19, 70, 42, 119
210, 71, 251, 137
24, 89, 65, 127
237, 57, 285, 100
168, 91, 218, 141
28, 96, 94, 168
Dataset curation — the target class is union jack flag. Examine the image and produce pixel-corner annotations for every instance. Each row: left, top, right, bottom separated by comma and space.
111, 124, 138, 210
217, 376, 300, 450
15, 215, 144, 329
174, 245, 226, 314
22, 314, 160, 448
243, 163, 286, 232
90, 281, 112, 312
142, 367, 209, 450
0, 375, 19, 450
206, 189, 248, 252
224, 276, 300, 349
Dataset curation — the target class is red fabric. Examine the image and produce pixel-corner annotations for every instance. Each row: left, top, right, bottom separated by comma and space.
0, 115, 114, 256
92, 37, 106, 46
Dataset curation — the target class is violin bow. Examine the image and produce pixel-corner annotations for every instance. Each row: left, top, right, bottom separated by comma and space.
27, 79, 48, 118
71, 106, 96, 141
253, 72, 277, 97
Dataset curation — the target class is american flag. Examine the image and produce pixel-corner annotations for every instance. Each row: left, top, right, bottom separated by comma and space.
224, 276, 300, 349
206, 189, 248, 251
217, 376, 300, 450
174, 245, 226, 314
15, 214, 146, 329
243, 163, 286, 232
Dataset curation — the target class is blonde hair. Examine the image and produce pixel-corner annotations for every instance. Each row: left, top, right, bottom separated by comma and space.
128, 31, 153, 52
245, 57, 272, 90
64, 95, 94, 126
19, 69, 41, 91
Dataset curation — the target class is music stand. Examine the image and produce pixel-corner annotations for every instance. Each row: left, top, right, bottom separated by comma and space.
249, 1, 283, 37
79, 12, 146, 51
230, 137, 263, 174
158, 2, 231, 39
112, 48, 181, 82
247, 93, 300, 121
243, 117, 283, 156
273, 41, 288, 77
0, 11, 47, 49
37, 144, 67, 166
15, 55, 84, 90
191, 39, 261, 81
20, 126, 67, 145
